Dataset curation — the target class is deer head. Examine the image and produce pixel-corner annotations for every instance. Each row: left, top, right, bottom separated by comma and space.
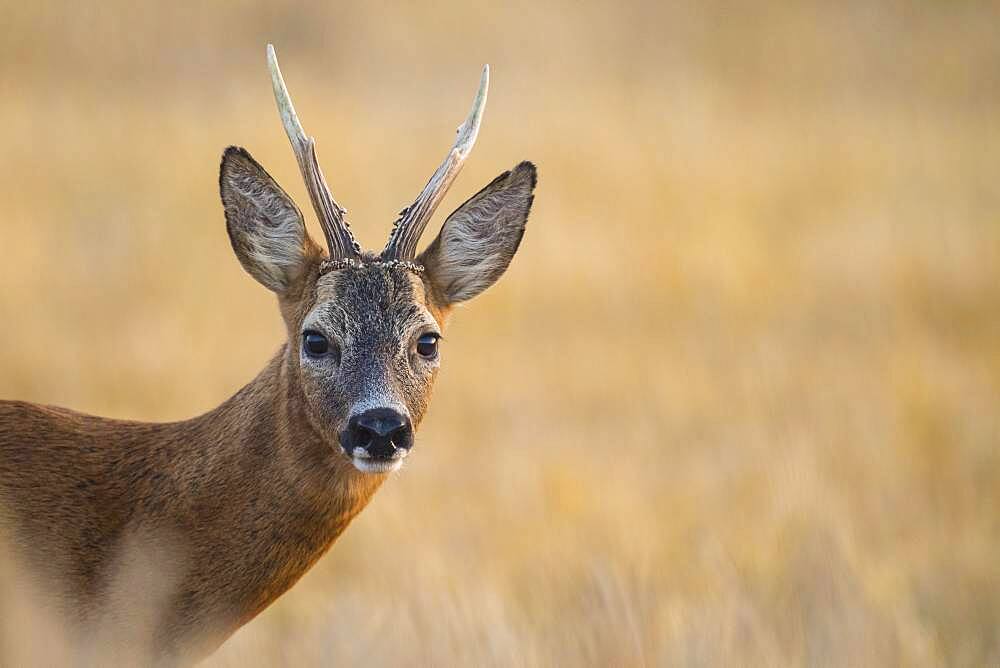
219, 46, 536, 474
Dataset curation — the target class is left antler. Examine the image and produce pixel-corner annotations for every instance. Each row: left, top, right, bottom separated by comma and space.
267, 44, 360, 259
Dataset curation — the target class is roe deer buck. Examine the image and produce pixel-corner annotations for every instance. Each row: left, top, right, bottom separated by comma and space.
0, 45, 536, 662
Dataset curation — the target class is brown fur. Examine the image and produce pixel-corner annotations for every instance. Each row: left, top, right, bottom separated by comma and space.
0, 350, 385, 658
0, 136, 535, 664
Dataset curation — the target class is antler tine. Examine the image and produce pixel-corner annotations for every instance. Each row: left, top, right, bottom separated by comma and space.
266, 44, 359, 259
382, 65, 490, 260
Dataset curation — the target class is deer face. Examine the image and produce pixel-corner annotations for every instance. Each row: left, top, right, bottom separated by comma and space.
219, 148, 535, 473
296, 261, 441, 473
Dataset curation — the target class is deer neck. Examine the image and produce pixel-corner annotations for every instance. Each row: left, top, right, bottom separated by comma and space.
169, 347, 387, 634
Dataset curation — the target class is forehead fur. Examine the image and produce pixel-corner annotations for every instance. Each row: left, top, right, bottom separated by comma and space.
310, 259, 437, 334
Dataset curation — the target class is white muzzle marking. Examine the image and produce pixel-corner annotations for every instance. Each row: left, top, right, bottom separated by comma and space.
351, 455, 405, 474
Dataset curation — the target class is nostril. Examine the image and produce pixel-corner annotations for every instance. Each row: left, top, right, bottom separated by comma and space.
355, 427, 375, 447
387, 424, 409, 444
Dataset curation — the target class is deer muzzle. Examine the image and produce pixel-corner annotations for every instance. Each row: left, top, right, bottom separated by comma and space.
339, 407, 413, 473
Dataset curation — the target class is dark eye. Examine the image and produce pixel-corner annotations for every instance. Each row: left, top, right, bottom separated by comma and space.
302, 330, 331, 357
416, 333, 439, 359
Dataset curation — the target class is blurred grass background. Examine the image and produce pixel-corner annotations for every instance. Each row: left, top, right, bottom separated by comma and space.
1, 1, 999, 665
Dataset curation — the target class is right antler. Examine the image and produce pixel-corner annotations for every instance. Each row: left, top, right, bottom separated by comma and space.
381, 65, 489, 261
267, 44, 360, 260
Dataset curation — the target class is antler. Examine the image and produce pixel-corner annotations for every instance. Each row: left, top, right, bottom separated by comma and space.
267, 44, 360, 259
382, 65, 490, 260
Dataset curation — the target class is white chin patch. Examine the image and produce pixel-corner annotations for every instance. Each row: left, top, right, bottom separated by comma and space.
351, 456, 404, 474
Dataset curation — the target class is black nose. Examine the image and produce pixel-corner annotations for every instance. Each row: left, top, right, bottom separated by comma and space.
341, 408, 412, 460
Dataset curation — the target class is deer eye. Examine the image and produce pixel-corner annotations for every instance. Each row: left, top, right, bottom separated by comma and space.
416, 333, 439, 358
302, 331, 331, 358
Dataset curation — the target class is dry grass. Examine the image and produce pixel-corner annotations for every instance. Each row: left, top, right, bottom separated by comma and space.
1, 1, 999, 665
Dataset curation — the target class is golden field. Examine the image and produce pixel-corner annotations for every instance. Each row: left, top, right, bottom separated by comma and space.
1, 1, 999, 665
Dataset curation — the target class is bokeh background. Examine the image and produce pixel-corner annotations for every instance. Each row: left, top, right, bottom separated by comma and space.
2, 1, 999, 665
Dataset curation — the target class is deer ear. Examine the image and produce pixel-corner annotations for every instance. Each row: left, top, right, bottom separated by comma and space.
219, 146, 313, 293
418, 161, 536, 305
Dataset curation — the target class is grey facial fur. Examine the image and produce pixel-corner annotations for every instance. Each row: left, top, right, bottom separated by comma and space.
297, 258, 441, 446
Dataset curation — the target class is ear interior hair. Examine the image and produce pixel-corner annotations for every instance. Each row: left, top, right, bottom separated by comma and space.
219, 146, 313, 293
419, 161, 537, 305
